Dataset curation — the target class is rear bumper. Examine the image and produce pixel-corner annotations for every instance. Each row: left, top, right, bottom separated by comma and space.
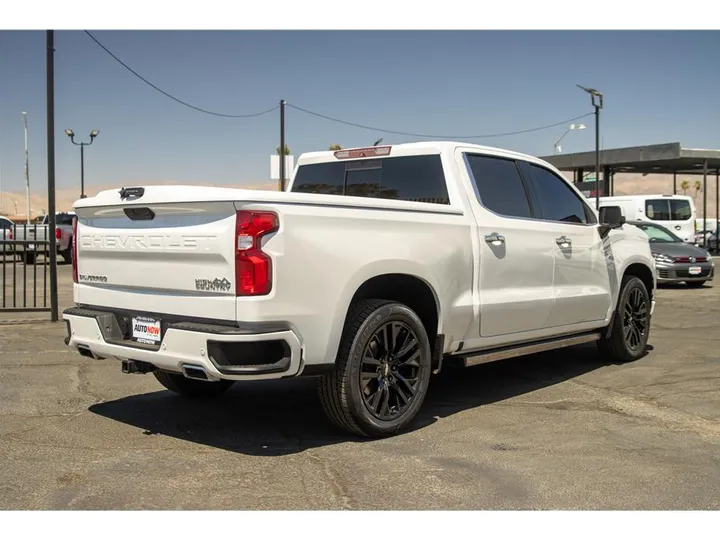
62, 306, 304, 381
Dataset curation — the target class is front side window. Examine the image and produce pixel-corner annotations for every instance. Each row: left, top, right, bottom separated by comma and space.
519, 162, 594, 224
465, 154, 532, 219
669, 199, 692, 220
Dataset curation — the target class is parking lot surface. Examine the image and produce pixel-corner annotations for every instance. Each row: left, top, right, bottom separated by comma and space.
1, 263, 719, 509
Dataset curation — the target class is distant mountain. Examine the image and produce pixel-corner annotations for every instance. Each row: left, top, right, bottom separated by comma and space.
0, 181, 277, 219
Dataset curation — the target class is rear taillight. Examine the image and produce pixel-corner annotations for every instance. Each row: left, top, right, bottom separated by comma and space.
72, 217, 78, 283
235, 210, 278, 296
55, 227, 62, 239
8, 228, 12, 240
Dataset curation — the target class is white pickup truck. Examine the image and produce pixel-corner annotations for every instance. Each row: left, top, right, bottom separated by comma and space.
63, 142, 656, 437
6, 212, 75, 264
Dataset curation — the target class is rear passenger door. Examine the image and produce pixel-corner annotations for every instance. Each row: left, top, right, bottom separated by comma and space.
518, 161, 612, 328
463, 153, 556, 339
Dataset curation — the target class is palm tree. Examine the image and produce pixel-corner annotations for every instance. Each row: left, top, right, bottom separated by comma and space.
680, 179, 690, 195
276, 145, 290, 156
328, 144, 343, 151
694, 179, 702, 199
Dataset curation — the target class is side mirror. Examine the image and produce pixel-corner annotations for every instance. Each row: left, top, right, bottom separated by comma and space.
598, 205, 625, 238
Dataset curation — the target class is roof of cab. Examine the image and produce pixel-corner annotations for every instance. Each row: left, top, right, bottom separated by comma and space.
297, 140, 549, 166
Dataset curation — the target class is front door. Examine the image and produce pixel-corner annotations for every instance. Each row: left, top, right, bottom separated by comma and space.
518, 161, 612, 328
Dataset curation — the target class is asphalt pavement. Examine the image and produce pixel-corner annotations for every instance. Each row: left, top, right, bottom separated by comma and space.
1, 263, 719, 509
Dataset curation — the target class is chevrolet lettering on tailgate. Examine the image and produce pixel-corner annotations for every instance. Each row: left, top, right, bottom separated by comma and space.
81, 234, 214, 251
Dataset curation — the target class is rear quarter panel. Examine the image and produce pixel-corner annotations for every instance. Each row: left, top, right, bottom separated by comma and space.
239, 200, 476, 366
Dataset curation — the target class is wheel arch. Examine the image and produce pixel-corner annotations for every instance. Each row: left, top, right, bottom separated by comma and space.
325, 265, 444, 370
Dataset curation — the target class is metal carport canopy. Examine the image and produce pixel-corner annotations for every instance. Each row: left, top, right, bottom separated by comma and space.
539, 142, 720, 175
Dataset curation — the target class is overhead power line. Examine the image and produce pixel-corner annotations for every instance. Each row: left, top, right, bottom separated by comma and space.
83, 30, 278, 119
287, 103, 593, 140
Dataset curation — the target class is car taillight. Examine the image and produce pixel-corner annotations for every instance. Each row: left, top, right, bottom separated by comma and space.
55, 227, 62, 239
7, 229, 12, 240
235, 210, 278, 296
72, 217, 78, 283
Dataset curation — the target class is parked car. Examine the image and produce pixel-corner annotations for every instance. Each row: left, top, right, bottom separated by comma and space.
628, 220, 714, 287
10, 212, 75, 264
598, 194, 696, 243
0, 215, 14, 255
62, 142, 656, 437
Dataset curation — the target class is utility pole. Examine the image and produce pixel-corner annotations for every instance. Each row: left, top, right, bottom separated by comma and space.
47, 30, 58, 322
22, 111, 30, 223
279, 99, 286, 192
577, 84, 604, 209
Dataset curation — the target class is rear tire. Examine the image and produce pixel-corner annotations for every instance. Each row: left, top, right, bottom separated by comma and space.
686, 281, 707, 288
598, 275, 651, 363
153, 370, 234, 398
318, 299, 432, 438
22, 253, 36, 265
61, 241, 72, 264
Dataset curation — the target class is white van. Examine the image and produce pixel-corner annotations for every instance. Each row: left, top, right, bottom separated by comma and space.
598, 194, 696, 242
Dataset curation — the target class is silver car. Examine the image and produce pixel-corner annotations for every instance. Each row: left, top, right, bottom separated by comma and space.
628, 220, 715, 288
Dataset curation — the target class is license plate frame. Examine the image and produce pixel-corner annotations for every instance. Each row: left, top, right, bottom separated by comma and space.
688, 266, 702, 276
131, 315, 162, 345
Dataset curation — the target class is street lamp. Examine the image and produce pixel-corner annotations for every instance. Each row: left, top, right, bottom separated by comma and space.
554, 123, 586, 154
577, 84, 604, 209
64, 128, 99, 199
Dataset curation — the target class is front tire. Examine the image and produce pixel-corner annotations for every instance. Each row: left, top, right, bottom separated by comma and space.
153, 370, 234, 398
318, 299, 432, 438
598, 275, 651, 363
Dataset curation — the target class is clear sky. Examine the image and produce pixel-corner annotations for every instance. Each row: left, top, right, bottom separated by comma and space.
1, 30, 719, 194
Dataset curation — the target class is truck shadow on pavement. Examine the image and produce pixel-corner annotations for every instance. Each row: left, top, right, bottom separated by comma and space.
89, 343, 650, 456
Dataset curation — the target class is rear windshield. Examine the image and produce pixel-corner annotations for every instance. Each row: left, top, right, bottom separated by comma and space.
645, 199, 692, 221
56, 213, 75, 226
291, 154, 450, 205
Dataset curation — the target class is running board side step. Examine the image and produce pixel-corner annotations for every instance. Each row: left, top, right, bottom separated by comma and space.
461, 332, 602, 368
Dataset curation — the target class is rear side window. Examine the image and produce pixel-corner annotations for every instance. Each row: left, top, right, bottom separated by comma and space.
645, 199, 692, 221
465, 154, 531, 218
291, 154, 450, 204
0, 219, 13, 230
519, 162, 595, 224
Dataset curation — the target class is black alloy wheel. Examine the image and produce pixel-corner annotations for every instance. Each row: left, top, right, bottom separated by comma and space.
359, 321, 423, 421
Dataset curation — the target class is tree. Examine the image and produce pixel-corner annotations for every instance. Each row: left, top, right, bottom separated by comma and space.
328, 144, 343, 151
680, 179, 690, 195
694, 180, 702, 199
276, 145, 290, 155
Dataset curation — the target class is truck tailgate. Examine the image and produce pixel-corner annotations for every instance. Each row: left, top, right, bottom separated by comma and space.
75, 199, 238, 321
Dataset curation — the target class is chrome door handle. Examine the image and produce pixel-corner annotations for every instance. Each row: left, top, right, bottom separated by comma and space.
484, 232, 505, 245
556, 236, 572, 247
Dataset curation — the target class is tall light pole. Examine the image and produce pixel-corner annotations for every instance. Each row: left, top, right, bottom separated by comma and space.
553, 123, 586, 154
577, 84, 603, 209
22, 111, 30, 224
64, 128, 99, 199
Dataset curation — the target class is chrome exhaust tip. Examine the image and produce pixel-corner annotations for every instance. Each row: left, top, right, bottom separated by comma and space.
181, 364, 210, 381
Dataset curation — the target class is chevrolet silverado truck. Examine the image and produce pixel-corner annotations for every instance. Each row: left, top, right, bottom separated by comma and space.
62, 142, 656, 437
8, 212, 75, 264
